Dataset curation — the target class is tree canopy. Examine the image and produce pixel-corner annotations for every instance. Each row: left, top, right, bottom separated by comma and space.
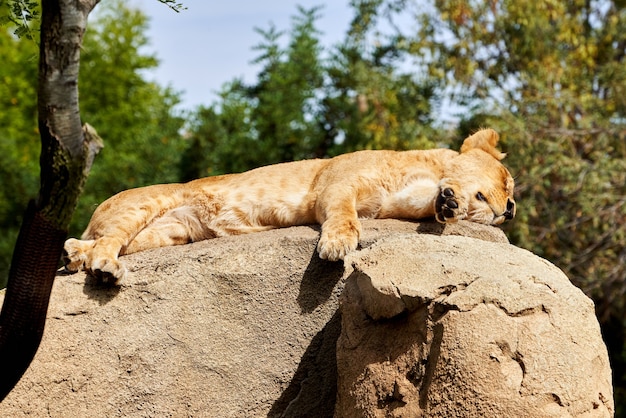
180, 4, 438, 181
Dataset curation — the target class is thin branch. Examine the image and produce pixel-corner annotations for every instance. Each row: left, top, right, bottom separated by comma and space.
156, 0, 186, 13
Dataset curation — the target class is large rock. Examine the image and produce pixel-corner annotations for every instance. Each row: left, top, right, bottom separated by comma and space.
0, 220, 613, 417
335, 234, 614, 417
0, 220, 500, 417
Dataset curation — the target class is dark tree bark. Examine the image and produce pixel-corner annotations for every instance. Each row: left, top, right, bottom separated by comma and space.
0, 0, 102, 400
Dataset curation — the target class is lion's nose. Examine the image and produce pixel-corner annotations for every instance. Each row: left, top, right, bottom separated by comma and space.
504, 199, 515, 220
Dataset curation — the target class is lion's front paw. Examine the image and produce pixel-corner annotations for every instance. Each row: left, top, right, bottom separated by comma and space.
86, 257, 128, 285
435, 187, 467, 223
317, 234, 358, 261
317, 220, 361, 261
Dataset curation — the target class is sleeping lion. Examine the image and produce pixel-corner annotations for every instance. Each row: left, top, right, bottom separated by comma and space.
63, 128, 515, 283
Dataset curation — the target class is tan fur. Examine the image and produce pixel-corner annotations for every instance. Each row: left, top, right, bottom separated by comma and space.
63, 128, 515, 283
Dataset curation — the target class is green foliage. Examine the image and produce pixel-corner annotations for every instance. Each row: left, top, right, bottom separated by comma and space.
251, 6, 326, 162
73, 0, 186, 234
0, 22, 40, 287
0, 0, 40, 40
322, 0, 438, 153
321, 24, 438, 153
180, 84, 257, 178
180, 6, 327, 178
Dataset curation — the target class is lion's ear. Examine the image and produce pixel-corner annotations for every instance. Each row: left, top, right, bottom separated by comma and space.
460, 128, 506, 160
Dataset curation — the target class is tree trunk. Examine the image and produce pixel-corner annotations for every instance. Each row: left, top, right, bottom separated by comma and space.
0, 0, 102, 400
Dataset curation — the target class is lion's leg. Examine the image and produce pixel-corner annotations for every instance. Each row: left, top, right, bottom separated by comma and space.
315, 185, 362, 261
64, 215, 162, 284
124, 207, 214, 254
124, 221, 191, 254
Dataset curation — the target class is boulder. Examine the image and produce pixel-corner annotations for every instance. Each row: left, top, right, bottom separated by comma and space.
0, 220, 613, 417
335, 234, 614, 417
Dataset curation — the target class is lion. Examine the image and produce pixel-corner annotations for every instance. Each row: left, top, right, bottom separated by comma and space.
63, 128, 515, 283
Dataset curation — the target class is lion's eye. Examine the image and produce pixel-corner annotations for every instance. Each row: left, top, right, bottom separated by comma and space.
476, 192, 487, 202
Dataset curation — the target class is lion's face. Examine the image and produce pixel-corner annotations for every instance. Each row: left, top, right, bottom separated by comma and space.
436, 129, 515, 225
467, 166, 515, 225
448, 128, 516, 226
456, 150, 516, 225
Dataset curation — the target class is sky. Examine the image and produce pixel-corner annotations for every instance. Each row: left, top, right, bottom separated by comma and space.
134, 0, 354, 111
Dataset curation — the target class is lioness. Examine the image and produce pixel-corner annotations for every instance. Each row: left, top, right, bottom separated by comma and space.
64, 128, 515, 283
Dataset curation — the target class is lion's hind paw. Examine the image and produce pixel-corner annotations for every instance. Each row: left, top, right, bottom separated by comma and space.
62, 238, 92, 273
63, 238, 127, 285
87, 257, 127, 285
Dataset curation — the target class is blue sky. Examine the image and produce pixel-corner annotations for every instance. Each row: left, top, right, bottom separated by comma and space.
135, 0, 354, 111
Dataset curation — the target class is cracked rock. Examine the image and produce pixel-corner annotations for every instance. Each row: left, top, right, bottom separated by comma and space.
336, 234, 614, 417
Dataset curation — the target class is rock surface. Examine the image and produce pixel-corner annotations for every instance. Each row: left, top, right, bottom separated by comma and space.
335, 234, 614, 417
0, 219, 613, 417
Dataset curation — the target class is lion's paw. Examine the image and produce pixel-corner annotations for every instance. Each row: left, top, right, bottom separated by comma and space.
317, 235, 358, 261
86, 257, 128, 285
317, 221, 360, 261
435, 186, 467, 223
63, 238, 92, 273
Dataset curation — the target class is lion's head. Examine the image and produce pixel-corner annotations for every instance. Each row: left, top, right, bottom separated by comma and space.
451, 128, 516, 225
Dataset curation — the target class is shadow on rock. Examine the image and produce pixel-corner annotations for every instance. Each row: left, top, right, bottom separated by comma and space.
297, 252, 344, 314
268, 310, 341, 418
81, 274, 121, 305
415, 221, 446, 235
